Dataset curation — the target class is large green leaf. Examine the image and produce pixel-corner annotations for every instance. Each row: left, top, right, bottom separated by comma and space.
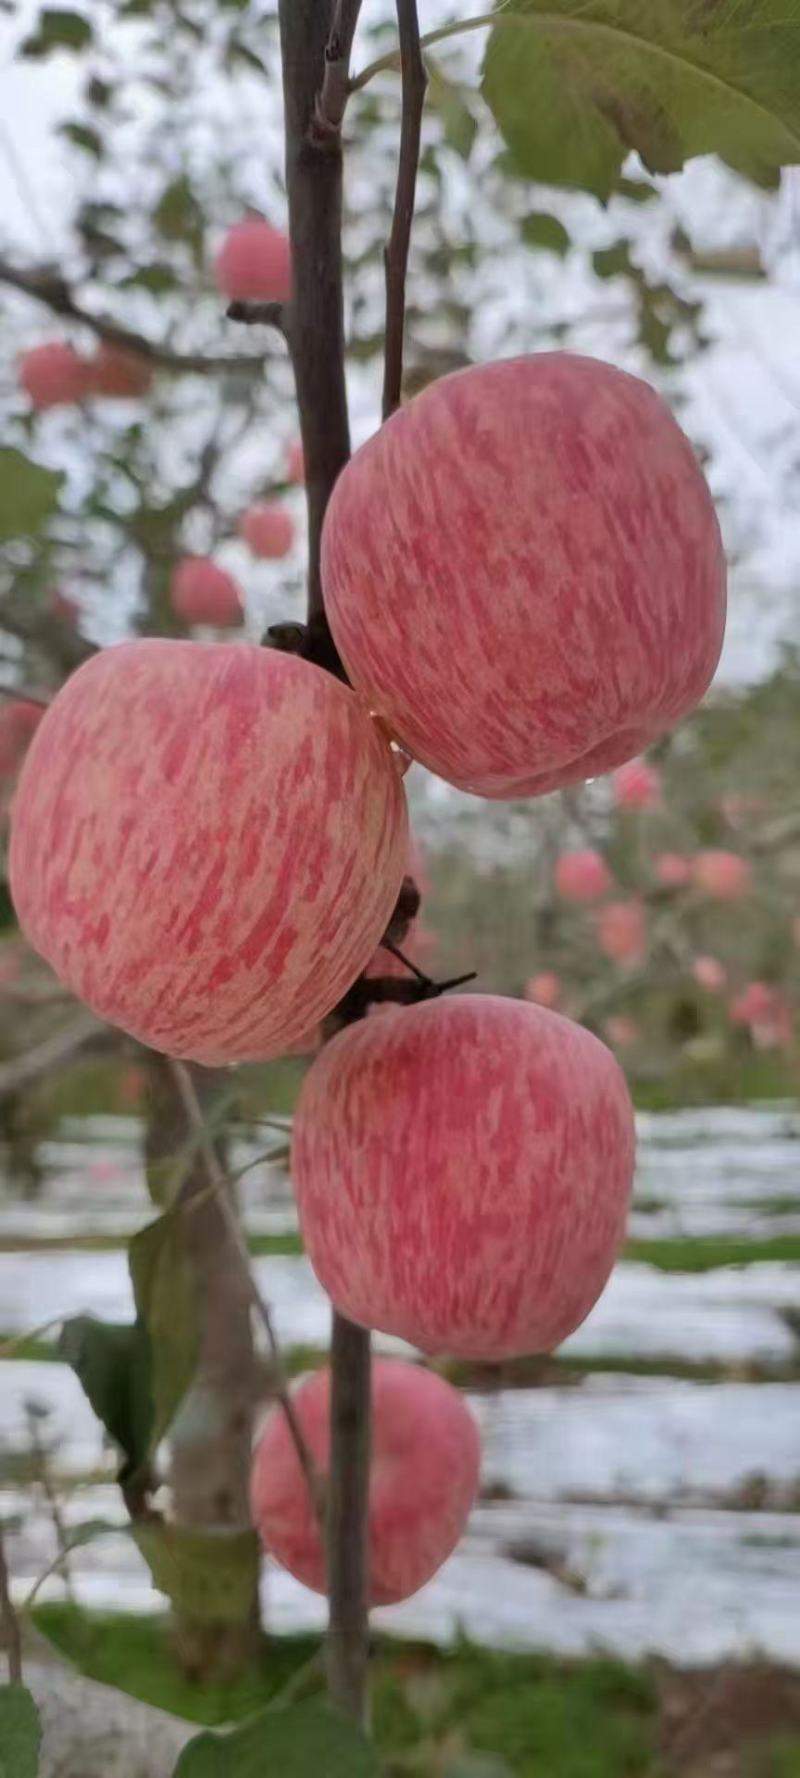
482, 0, 800, 199
173, 1702, 381, 1778
129, 1208, 200, 1448
0, 450, 63, 544
58, 1315, 152, 1482
0, 1686, 41, 1778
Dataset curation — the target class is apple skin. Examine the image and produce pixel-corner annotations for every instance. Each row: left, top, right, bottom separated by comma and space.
215, 219, 291, 302
170, 557, 243, 628
321, 354, 726, 798
19, 343, 87, 409
597, 899, 647, 965
692, 850, 751, 901
555, 849, 611, 903
292, 994, 635, 1359
9, 640, 408, 1064
240, 504, 294, 560
250, 1358, 480, 1605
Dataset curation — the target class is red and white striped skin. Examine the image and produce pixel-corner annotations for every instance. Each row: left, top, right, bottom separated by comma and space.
692, 849, 751, 901
214, 219, 291, 303
322, 354, 726, 799
170, 557, 243, 629
9, 640, 408, 1065
555, 849, 612, 904
250, 1359, 480, 1604
19, 342, 88, 409
292, 995, 635, 1360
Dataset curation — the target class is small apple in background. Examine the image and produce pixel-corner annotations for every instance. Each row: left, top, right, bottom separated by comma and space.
555, 849, 612, 904
250, 1359, 480, 1604
525, 971, 560, 1008
87, 344, 153, 399
612, 758, 661, 811
51, 588, 80, 626
239, 503, 294, 560
603, 1015, 639, 1048
0, 700, 44, 779
597, 899, 647, 965
170, 557, 243, 628
655, 852, 692, 888
321, 353, 726, 797
730, 982, 792, 1050
19, 342, 88, 409
292, 994, 634, 1359
10, 640, 408, 1064
693, 955, 727, 992
286, 440, 305, 484
693, 849, 751, 901
215, 218, 291, 303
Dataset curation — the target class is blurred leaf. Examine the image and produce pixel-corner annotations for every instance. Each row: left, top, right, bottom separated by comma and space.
121, 262, 179, 295
21, 8, 92, 56
592, 240, 633, 281
60, 121, 103, 157
227, 40, 269, 73
0, 451, 63, 544
482, 1, 800, 200
154, 175, 205, 259
444, 1760, 514, 1778
135, 1522, 258, 1625
85, 74, 113, 107
129, 1208, 199, 1448
427, 60, 478, 158
615, 174, 658, 203
0, 1686, 40, 1778
58, 1315, 152, 1481
520, 211, 570, 255
173, 1703, 381, 1777
684, 243, 766, 280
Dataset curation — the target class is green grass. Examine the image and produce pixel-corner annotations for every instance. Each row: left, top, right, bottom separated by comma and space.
626, 1234, 800, 1272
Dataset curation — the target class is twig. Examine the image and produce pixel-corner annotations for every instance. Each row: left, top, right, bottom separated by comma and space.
382, 0, 427, 421
25, 1403, 75, 1608
0, 254, 267, 376
315, 0, 365, 135
226, 299, 288, 335
0, 1521, 22, 1684
168, 1060, 325, 1526
350, 12, 498, 92
0, 1012, 109, 1099
325, 1312, 371, 1719
0, 683, 50, 708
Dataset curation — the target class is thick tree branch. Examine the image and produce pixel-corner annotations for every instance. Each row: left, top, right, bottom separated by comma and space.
0, 255, 266, 376
316, 0, 365, 135
325, 1313, 371, 1719
382, 0, 427, 420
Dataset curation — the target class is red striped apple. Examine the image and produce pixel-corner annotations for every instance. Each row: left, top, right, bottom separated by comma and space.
292, 995, 634, 1358
19, 342, 88, 409
321, 354, 726, 797
612, 758, 661, 811
9, 640, 408, 1063
250, 1358, 480, 1604
597, 899, 647, 965
693, 850, 751, 901
170, 557, 243, 628
215, 218, 291, 303
555, 849, 611, 903
239, 503, 294, 560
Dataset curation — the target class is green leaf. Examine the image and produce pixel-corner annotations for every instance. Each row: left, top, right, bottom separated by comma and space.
21, 8, 92, 55
58, 1315, 153, 1481
135, 1522, 258, 1625
0, 1686, 41, 1778
0, 451, 63, 544
615, 174, 658, 203
520, 211, 570, 255
121, 262, 179, 295
154, 174, 205, 253
129, 1208, 199, 1447
173, 1702, 381, 1778
481, 0, 800, 200
60, 121, 103, 157
427, 60, 479, 158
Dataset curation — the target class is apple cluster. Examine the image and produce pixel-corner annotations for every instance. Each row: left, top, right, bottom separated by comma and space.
9, 348, 726, 1604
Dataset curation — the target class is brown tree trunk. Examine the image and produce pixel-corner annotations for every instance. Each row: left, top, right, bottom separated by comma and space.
143, 1054, 260, 1683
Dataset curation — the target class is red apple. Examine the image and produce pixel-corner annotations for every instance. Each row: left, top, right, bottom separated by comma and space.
9, 640, 408, 1064
239, 503, 294, 560
730, 982, 792, 1050
597, 899, 647, 965
292, 994, 634, 1359
655, 852, 691, 888
215, 218, 291, 303
612, 758, 661, 811
250, 1358, 480, 1605
321, 354, 726, 797
693, 955, 726, 992
170, 557, 243, 628
693, 850, 751, 901
87, 344, 153, 398
525, 971, 560, 1008
603, 1015, 638, 1047
555, 849, 611, 903
19, 342, 88, 409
